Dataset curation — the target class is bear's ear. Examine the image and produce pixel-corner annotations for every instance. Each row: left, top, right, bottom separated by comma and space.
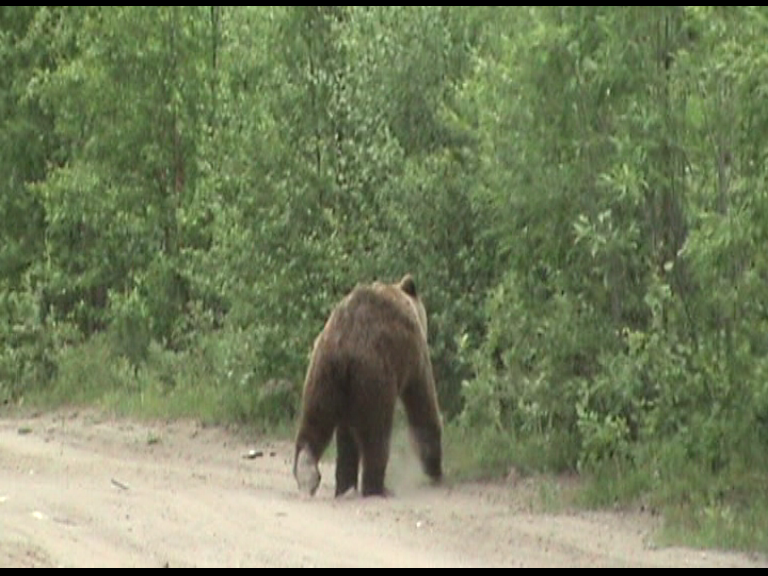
400, 274, 417, 297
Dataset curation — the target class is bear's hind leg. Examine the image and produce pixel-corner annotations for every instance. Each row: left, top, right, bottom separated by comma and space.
335, 424, 360, 497
294, 412, 336, 496
359, 406, 394, 497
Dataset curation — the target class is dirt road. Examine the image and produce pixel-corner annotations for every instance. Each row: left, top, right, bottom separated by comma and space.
0, 410, 764, 568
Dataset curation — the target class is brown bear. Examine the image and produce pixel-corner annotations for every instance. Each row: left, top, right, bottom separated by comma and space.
293, 274, 443, 497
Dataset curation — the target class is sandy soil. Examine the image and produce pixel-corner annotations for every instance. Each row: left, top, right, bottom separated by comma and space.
0, 409, 765, 568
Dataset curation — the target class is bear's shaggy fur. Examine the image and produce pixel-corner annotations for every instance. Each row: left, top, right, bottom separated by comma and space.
293, 275, 443, 497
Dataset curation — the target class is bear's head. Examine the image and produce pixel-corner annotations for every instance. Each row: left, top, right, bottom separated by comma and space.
371, 273, 428, 342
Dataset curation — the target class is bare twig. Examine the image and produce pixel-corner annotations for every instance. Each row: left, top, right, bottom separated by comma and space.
111, 478, 130, 491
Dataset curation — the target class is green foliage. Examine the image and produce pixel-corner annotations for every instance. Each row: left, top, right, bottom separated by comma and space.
109, 287, 152, 371
0, 285, 59, 402
31, 329, 300, 429
452, 5, 768, 553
